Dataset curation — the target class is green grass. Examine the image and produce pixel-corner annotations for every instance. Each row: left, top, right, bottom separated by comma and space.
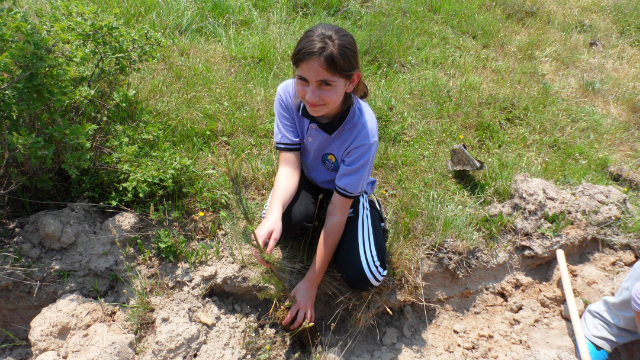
14, 0, 640, 277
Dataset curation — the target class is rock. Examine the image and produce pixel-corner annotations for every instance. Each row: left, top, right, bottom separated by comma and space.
59, 225, 80, 249
140, 299, 203, 360
540, 288, 565, 308
373, 350, 394, 360
197, 312, 216, 326
514, 306, 540, 327
65, 323, 135, 360
101, 212, 139, 243
508, 298, 523, 313
233, 304, 242, 313
403, 304, 413, 320
381, 328, 400, 346
322, 354, 341, 360
453, 323, 467, 334
28, 294, 134, 360
562, 298, 585, 320
459, 339, 475, 350
38, 216, 65, 250
240, 303, 251, 314
35, 352, 61, 360
29, 294, 106, 357
619, 251, 637, 266
487, 175, 629, 258
607, 165, 640, 189
402, 322, 413, 338
384, 288, 399, 307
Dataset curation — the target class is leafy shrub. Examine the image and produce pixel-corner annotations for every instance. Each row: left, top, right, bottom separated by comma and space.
0, 2, 161, 199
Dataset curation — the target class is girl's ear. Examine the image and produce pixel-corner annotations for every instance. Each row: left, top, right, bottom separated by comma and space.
346, 72, 361, 93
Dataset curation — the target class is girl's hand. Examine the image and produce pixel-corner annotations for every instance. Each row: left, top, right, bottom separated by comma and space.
282, 278, 317, 330
253, 216, 282, 268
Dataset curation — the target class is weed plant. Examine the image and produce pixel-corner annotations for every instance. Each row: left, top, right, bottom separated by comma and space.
538, 211, 573, 237
12, 0, 640, 291
0, 327, 27, 349
151, 228, 214, 264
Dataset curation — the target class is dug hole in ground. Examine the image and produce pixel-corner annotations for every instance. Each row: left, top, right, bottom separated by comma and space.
1, 174, 639, 360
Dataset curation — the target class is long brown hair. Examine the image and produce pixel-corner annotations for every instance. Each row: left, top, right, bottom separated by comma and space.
291, 24, 368, 112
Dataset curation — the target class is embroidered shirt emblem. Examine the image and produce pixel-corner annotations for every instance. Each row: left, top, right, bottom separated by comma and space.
321, 153, 339, 173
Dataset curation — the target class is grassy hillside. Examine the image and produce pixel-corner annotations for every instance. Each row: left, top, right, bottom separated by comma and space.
12, 0, 640, 271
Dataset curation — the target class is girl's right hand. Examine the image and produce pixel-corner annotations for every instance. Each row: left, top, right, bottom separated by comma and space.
253, 216, 282, 268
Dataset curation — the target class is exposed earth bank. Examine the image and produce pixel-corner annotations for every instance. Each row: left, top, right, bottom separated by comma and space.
1, 175, 638, 359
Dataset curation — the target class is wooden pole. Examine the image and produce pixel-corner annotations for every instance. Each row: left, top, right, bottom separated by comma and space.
556, 249, 591, 360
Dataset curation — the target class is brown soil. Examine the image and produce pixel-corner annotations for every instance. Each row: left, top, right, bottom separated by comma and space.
1, 176, 639, 360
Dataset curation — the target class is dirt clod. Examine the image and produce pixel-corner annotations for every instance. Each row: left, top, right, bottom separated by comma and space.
29, 294, 134, 360
197, 311, 215, 326
607, 166, 640, 190
488, 175, 629, 258
382, 327, 400, 346
561, 298, 585, 320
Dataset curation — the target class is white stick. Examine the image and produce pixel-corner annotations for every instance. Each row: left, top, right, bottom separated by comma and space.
556, 249, 591, 360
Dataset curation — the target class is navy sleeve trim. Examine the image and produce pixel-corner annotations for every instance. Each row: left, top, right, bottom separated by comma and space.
276, 146, 301, 152
276, 142, 301, 146
275, 143, 301, 151
335, 186, 361, 199
336, 185, 357, 196
335, 188, 360, 199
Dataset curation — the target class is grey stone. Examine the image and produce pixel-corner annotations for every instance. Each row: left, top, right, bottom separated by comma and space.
402, 322, 413, 338
38, 216, 64, 249
402, 304, 413, 320
381, 327, 400, 346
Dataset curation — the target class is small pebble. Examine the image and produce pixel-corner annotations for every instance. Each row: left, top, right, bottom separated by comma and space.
453, 323, 467, 334
197, 312, 215, 326
403, 305, 413, 320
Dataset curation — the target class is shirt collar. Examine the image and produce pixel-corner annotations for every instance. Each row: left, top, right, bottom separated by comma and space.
300, 100, 353, 136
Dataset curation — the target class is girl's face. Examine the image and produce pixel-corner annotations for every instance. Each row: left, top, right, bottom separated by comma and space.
295, 58, 361, 121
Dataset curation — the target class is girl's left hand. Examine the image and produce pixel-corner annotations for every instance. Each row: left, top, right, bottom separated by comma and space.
282, 278, 317, 330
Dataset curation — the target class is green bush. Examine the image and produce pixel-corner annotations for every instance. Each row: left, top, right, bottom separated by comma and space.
0, 2, 161, 198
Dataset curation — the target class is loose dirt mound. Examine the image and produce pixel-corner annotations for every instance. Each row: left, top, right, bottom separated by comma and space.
1, 204, 139, 357
488, 174, 630, 259
137, 291, 260, 360
29, 294, 134, 360
18, 203, 139, 278
1, 176, 638, 360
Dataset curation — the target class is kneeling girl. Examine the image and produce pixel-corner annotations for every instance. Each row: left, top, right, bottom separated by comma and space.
255, 23, 387, 330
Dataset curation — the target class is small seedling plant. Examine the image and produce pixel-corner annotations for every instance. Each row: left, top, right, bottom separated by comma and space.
224, 156, 318, 345
538, 211, 572, 237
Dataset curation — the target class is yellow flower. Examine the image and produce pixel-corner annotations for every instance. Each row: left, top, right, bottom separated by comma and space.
198, 212, 205, 217
459, 135, 464, 139
381, 190, 387, 194
624, 188, 628, 191
266, 345, 270, 350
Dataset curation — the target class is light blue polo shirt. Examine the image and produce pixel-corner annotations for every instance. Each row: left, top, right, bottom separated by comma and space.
273, 79, 378, 199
